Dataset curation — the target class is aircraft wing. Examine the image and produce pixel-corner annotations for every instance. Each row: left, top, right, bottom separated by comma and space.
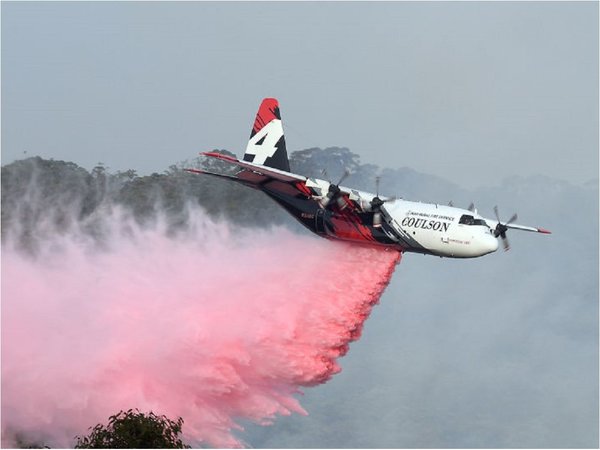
186, 152, 374, 215
483, 218, 552, 234
189, 152, 388, 217
507, 223, 551, 234
185, 152, 316, 198
192, 151, 306, 183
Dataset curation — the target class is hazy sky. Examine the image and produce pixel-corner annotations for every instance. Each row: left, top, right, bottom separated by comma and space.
1, 4, 598, 447
2, 1, 598, 188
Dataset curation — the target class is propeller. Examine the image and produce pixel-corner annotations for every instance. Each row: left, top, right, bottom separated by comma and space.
320, 169, 350, 209
468, 202, 475, 212
493, 206, 518, 251
370, 177, 396, 228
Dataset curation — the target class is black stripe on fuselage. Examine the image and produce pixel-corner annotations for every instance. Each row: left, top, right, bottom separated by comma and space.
260, 186, 407, 249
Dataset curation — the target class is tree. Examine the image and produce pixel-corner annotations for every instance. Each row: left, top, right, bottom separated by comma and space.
74, 409, 190, 449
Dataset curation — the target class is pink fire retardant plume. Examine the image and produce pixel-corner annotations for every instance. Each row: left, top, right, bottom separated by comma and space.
2, 210, 400, 448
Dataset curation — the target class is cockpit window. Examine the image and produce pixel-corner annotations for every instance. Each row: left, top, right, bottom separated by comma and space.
459, 215, 474, 225
459, 215, 488, 226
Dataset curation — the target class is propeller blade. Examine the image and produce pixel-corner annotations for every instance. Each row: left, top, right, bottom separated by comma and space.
337, 169, 350, 186
501, 234, 510, 251
494, 205, 501, 223
448, 200, 454, 207
492, 206, 520, 251
368, 176, 396, 219
468, 202, 475, 212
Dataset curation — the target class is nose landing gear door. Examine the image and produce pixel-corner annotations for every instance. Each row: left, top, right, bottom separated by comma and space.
315, 208, 327, 234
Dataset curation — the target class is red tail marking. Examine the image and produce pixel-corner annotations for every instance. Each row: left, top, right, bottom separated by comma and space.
251, 98, 280, 136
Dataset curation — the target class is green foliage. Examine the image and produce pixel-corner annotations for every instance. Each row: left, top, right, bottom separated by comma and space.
74, 409, 190, 449
1, 148, 464, 252
1, 155, 293, 250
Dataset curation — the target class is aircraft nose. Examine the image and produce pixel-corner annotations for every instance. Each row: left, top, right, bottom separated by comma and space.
486, 234, 499, 253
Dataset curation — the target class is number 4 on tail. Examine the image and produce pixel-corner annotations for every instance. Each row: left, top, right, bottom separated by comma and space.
244, 119, 284, 165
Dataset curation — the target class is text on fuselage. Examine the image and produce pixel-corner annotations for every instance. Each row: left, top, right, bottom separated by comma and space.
401, 216, 451, 232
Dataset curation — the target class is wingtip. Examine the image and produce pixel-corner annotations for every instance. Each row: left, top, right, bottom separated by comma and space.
200, 151, 238, 162
537, 228, 552, 234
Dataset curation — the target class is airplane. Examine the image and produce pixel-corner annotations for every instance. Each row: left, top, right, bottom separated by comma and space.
186, 98, 550, 258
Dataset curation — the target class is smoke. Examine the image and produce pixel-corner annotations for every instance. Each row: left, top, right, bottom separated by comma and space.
1, 204, 400, 447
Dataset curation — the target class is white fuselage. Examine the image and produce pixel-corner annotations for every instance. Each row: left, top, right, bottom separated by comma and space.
383, 200, 499, 258
199, 97, 549, 260
314, 179, 499, 258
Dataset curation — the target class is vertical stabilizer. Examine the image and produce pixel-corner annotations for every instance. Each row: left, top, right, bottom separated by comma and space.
243, 98, 290, 172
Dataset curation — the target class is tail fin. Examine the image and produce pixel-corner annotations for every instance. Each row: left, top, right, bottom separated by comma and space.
243, 98, 291, 172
